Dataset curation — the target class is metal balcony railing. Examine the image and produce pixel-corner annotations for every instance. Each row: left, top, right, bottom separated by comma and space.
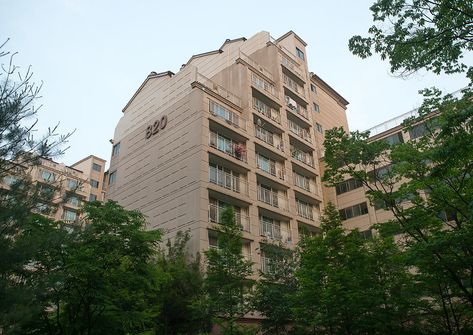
254, 125, 285, 152
290, 147, 314, 168
208, 204, 251, 232
283, 73, 305, 97
251, 73, 279, 99
257, 186, 289, 211
294, 174, 318, 195
208, 166, 249, 195
209, 101, 246, 130
209, 132, 247, 162
256, 157, 286, 181
281, 55, 304, 79
285, 95, 308, 120
259, 221, 292, 243
296, 201, 316, 221
253, 97, 281, 124
288, 120, 311, 143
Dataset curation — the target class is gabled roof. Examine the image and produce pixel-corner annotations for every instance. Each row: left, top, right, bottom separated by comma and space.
184, 36, 247, 67
310, 72, 349, 107
122, 71, 174, 113
71, 155, 107, 168
276, 30, 307, 46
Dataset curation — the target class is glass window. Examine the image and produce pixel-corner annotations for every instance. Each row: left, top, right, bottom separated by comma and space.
296, 47, 305, 60
92, 163, 102, 172
409, 123, 427, 139
313, 103, 320, 113
68, 196, 80, 207
90, 179, 99, 188
63, 209, 77, 222
68, 179, 78, 189
384, 132, 404, 145
89, 194, 97, 202
109, 171, 117, 185
112, 143, 121, 156
335, 178, 363, 195
339, 202, 369, 220
41, 170, 55, 182
310, 84, 317, 93
316, 123, 323, 133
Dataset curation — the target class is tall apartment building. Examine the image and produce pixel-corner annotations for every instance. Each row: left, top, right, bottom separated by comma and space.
1, 155, 107, 225
107, 31, 349, 268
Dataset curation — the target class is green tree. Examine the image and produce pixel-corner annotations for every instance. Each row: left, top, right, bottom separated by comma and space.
204, 206, 254, 335
252, 243, 297, 335
294, 203, 422, 334
0, 41, 73, 332
153, 231, 211, 334
349, 0, 473, 77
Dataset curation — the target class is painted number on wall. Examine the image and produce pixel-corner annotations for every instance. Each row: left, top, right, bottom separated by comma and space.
145, 115, 168, 139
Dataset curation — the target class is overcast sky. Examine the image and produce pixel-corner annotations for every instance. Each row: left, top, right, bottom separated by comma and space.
1, 0, 470, 167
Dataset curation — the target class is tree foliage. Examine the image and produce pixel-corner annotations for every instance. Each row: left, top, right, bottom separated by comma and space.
349, 0, 473, 77
205, 207, 254, 335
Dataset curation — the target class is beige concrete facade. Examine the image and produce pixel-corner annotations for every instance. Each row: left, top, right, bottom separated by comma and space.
107, 31, 349, 270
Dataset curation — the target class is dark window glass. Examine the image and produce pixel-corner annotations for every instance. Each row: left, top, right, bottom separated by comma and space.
92, 163, 101, 172
90, 179, 99, 188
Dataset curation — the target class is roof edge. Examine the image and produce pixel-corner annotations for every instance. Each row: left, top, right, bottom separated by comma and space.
276, 30, 307, 46
310, 72, 349, 106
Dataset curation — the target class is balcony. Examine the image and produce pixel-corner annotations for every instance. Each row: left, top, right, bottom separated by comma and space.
296, 200, 317, 221
256, 154, 286, 181
195, 73, 242, 108
239, 51, 274, 81
209, 131, 247, 163
209, 165, 249, 195
252, 72, 279, 100
254, 124, 284, 152
281, 55, 304, 80
290, 146, 314, 168
285, 95, 309, 120
253, 97, 281, 124
257, 186, 289, 211
259, 220, 292, 243
293, 173, 318, 195
209, 101, 246, 131
288, 119, 311, 143
208, 204, 251, 233
283, 73, 305, 98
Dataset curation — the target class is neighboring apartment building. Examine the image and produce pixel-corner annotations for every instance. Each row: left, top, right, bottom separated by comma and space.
1, 155, 107, 225
323, 108, 425, 236
71, 155, 107, 202
106, 31, 349, 270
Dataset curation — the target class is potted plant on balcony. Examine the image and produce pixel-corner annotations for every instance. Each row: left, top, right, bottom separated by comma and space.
234, 145, 245, 159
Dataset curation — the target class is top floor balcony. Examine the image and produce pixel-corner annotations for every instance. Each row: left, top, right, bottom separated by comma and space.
195, 73, 242, 108
209, 100, 246, 131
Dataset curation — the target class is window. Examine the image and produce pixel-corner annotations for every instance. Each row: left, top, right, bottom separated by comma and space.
316, 122, 323, 133
313, 103, 320, 113
335, 178, 363, 195
384, 132, 404, 145
112, 142, 121, 156
409, 122, 427, 139
89, 194, 97, 202
296, 199, 314, 220
339, 202, 369, 220
41, 170, 55, 182
92, 163, 102, 172
68, 196, 80, 207
296, 47, 305, 60
360, 229, 373, 239
310, 83, 317, 93
68, 179, 78, 189
109, 171, 117, 185
63, 209, 77, 222
294, 172, 311, 191
90, 179, 99, 188
260, 215, 281, 240
208, 163, 240, 192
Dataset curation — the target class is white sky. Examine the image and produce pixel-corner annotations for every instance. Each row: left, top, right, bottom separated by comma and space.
1, 0, 470, 167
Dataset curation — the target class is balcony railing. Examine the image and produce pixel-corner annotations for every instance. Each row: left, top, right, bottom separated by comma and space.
285, 95, 309, 120
257, 186, 289, 211
260, 221, 292, 243
196, 73, 242, 107
254, 124, 284, 152
296, 202, 315, 221
209, 132, 247, 162
253, 97, 281, 124
209, 166, 249, 195
288, 120, 312, 143
209, 101, 246, 130
281, 55, 304, 79
294, 174, 318, 195
290, 147, 315, 167
208, 204, 251, 232
256, 156, 286, 181
283, 73, 305, 97
252, 73, 279, 99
